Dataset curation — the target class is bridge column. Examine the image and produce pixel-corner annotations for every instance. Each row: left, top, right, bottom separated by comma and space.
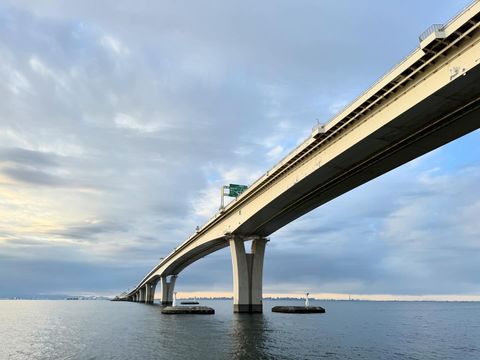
145, 281, 157, 304
161, 275, 177, 306
151, 280, 159, 303
229, 236, 267, 313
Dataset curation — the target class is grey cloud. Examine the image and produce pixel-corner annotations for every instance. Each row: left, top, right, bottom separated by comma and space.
0, 255, 144, 297
2, 165, 68, 186
54, 221, 131, 240
0, 147, 58, 167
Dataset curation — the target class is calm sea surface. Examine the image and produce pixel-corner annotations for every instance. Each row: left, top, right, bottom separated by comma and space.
1, 299, 479, 359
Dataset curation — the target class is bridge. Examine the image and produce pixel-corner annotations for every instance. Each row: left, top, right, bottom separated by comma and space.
116, 2, 480, 312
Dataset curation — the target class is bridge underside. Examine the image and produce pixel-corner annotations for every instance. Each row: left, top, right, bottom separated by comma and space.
236, 63, 480, 237
162, 238, 229, 275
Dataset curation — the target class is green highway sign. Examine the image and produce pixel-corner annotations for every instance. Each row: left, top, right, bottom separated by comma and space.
228, 184, 248, 197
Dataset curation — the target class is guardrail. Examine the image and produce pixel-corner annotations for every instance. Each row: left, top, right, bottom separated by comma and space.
444, 0, 479, 29
322, 0, 479, 136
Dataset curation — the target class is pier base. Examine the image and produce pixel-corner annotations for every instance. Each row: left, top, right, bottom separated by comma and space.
272, 306, 325, 313
161, 306, 214, 315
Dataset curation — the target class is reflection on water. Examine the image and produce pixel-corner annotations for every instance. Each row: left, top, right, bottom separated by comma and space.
231, 314, 271, 359
1, 300, 480, 360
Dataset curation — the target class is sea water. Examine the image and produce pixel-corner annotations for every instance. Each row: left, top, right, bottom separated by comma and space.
1, 299, 479, 359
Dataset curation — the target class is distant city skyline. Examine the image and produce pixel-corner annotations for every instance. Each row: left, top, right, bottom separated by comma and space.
3, 292, 480, 302
0, 0, 479, 300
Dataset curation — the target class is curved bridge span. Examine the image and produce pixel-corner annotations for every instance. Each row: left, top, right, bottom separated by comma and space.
117, 2, 480, 312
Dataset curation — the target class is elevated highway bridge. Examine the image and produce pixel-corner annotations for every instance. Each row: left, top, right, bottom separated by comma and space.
117, 2, 480, 312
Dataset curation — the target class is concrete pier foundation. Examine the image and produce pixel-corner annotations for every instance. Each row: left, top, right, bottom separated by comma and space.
229, 236, 267, 313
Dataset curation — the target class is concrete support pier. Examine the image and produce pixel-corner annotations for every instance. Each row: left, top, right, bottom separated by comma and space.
229, 236, 267, 313
145, 281, 157, 304
161, 275, 177, 306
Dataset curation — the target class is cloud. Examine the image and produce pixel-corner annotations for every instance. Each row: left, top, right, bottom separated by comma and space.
0, 147, 58, 167
266, 145, 284, 160
100, 34, 129, 55
54, 220, 131, 241
29, 55, 70, 90
1, 166, 67, 186
328, 99, 349, 116
0, 254, 143, 297
0, 0, 477, 298
113, 112, 166, 133
5, 70, 31, 95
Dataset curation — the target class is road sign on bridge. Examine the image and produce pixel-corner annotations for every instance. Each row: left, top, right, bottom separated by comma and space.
220, 183, 248, 210
228, 184, 248, 197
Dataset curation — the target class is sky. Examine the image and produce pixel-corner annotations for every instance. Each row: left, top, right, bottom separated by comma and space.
0, 0, 479, 300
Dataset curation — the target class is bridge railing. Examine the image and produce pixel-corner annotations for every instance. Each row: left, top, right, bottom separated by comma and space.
444, 0, 479, 29
320, 50, 420, 140
322, 0, 479, 136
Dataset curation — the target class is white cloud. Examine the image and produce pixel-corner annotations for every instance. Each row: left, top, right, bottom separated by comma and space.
29, 56, 50, 76
8, 70, 32, 95
100, 34, 129, 55
29, 56, 70, 90
328, 99, 348, 115
266, 144, 283, 160
38, 141, 86, 157
114, 113, 155, 132
192, 185, 221, 218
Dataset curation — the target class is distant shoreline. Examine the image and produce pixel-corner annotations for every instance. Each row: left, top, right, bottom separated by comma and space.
2, 297, 480, 303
